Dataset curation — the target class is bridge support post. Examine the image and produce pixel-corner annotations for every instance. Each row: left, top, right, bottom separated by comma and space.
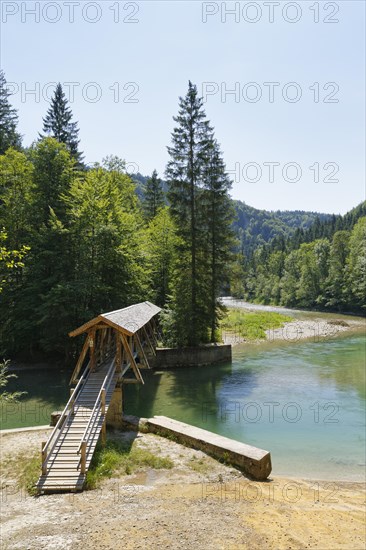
101, 389, 106, 415
106, 386, 123, 429
70, 388, 75, 415
101, 420, 106, 447
80, 441, 86, 474
41, 442, 47, 475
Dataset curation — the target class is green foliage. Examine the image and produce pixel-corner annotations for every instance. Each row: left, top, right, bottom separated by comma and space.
239, 209, 366, 313
0, 229, 28, 294
0, 359, 26, 403
220, 309, 292, 340
0, 148, 34, 249
85, 440, 174, 489
233, 200, 332, 256
142, 169, 165, 220
0, 71, 22, 154
347, 217, 366, 309
143, 207, 178, 307
0, 142, 148, 358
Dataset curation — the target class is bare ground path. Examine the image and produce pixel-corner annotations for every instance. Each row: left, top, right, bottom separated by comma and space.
1, 429, 365, 550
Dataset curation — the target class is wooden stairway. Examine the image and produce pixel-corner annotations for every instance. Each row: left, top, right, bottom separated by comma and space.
36, 357, 118, 494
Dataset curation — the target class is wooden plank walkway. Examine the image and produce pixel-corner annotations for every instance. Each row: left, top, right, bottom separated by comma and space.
36, 359, 118, 493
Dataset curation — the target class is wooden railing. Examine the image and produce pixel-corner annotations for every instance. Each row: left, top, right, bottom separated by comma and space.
77, 357, 117, 473
41, 362, 92, 475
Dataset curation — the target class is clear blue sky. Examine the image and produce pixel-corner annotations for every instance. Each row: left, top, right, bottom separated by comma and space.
1, 0, 365, 213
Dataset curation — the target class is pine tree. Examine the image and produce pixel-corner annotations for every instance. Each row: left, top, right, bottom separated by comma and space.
166, 81, 213, 346
0, 71, 22, 154
41, 83, 84, 167
143, 169, 165, 220
202, 139, 234, 341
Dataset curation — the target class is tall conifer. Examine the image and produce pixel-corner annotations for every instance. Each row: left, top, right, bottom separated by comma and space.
41, 83, 84, 167
0, 70, 22, 154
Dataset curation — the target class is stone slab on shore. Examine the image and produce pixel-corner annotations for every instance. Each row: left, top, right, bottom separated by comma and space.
145, 415, 272, 481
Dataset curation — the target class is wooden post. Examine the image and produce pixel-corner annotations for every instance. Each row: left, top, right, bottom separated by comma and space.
135, 333, 150, 369
70, 335, 90, 384
101, 420, 106, 447
106, 328, 112, 356
70, 388, 75, 415
148, 321, 158, 347
80, 441, 87, 474
142, 325, 156, 356
89, 329, 96, 371
116, 331, 122, 372
121, 333, 144, 384
101, 388, 106, 415
41, 442, 47, 475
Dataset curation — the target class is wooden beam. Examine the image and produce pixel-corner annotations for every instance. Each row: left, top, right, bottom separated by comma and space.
70, 335, 90, 384
120, 333, 144, 384
41, 442, 47, 475
69, 317, 134, 338
142, 325, 156, 356
134, 332, 150, 369
101, 421, 106, 447
80, 441, 86, 474
116, 331, 122, 373
98, 328, 107, 363
147, 319, 158, 347
90, 329, 96, 371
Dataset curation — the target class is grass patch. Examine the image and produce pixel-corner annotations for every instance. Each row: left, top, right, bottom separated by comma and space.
220, 309, 292, 341
188, 456, 211, 474
2, 450, 40, 496
85, 440, 174, 490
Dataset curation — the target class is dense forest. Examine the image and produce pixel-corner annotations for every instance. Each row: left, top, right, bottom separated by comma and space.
0, 74, 233, 358
0, 70, 364, 362
233, 201, 333, 255
133, 177, 334, 255
231, 202, 366, 312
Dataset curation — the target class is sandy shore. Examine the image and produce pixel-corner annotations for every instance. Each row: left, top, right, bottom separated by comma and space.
1, 428, 365, 550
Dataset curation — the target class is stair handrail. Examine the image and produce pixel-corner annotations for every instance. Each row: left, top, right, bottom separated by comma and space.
41, 362, 91, 471
77, 357, 116, 455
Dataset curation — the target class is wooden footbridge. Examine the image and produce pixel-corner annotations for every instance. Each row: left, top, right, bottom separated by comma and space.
36, 301, 161, 494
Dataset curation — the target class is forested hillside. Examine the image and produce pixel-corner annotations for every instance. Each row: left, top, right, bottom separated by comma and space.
232, 202, 366, 312
132, 177, 334, 255
233, 201, 332, 255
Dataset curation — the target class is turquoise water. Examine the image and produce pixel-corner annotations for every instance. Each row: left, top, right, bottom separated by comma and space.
1, 335, 365, 480
0, 367, 72, 430
124, 334, 366, 481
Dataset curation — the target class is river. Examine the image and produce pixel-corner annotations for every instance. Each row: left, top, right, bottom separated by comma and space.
1, 321, 365, 481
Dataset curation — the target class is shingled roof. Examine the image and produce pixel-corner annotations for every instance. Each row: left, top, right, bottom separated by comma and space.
69, 301, 161, 337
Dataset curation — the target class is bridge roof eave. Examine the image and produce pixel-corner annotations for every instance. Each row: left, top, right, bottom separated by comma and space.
68, 301, 161, 338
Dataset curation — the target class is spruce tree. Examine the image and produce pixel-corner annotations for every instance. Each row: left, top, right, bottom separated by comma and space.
143, 169, 165, 220
166, 81, 213, 346
202, 139, 235, 341
0, 70, 22, 154
41, 83, 84, 167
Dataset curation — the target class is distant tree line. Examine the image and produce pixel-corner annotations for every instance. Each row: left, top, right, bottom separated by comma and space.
231, 204, 366, 312
0, 72, 234, 358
